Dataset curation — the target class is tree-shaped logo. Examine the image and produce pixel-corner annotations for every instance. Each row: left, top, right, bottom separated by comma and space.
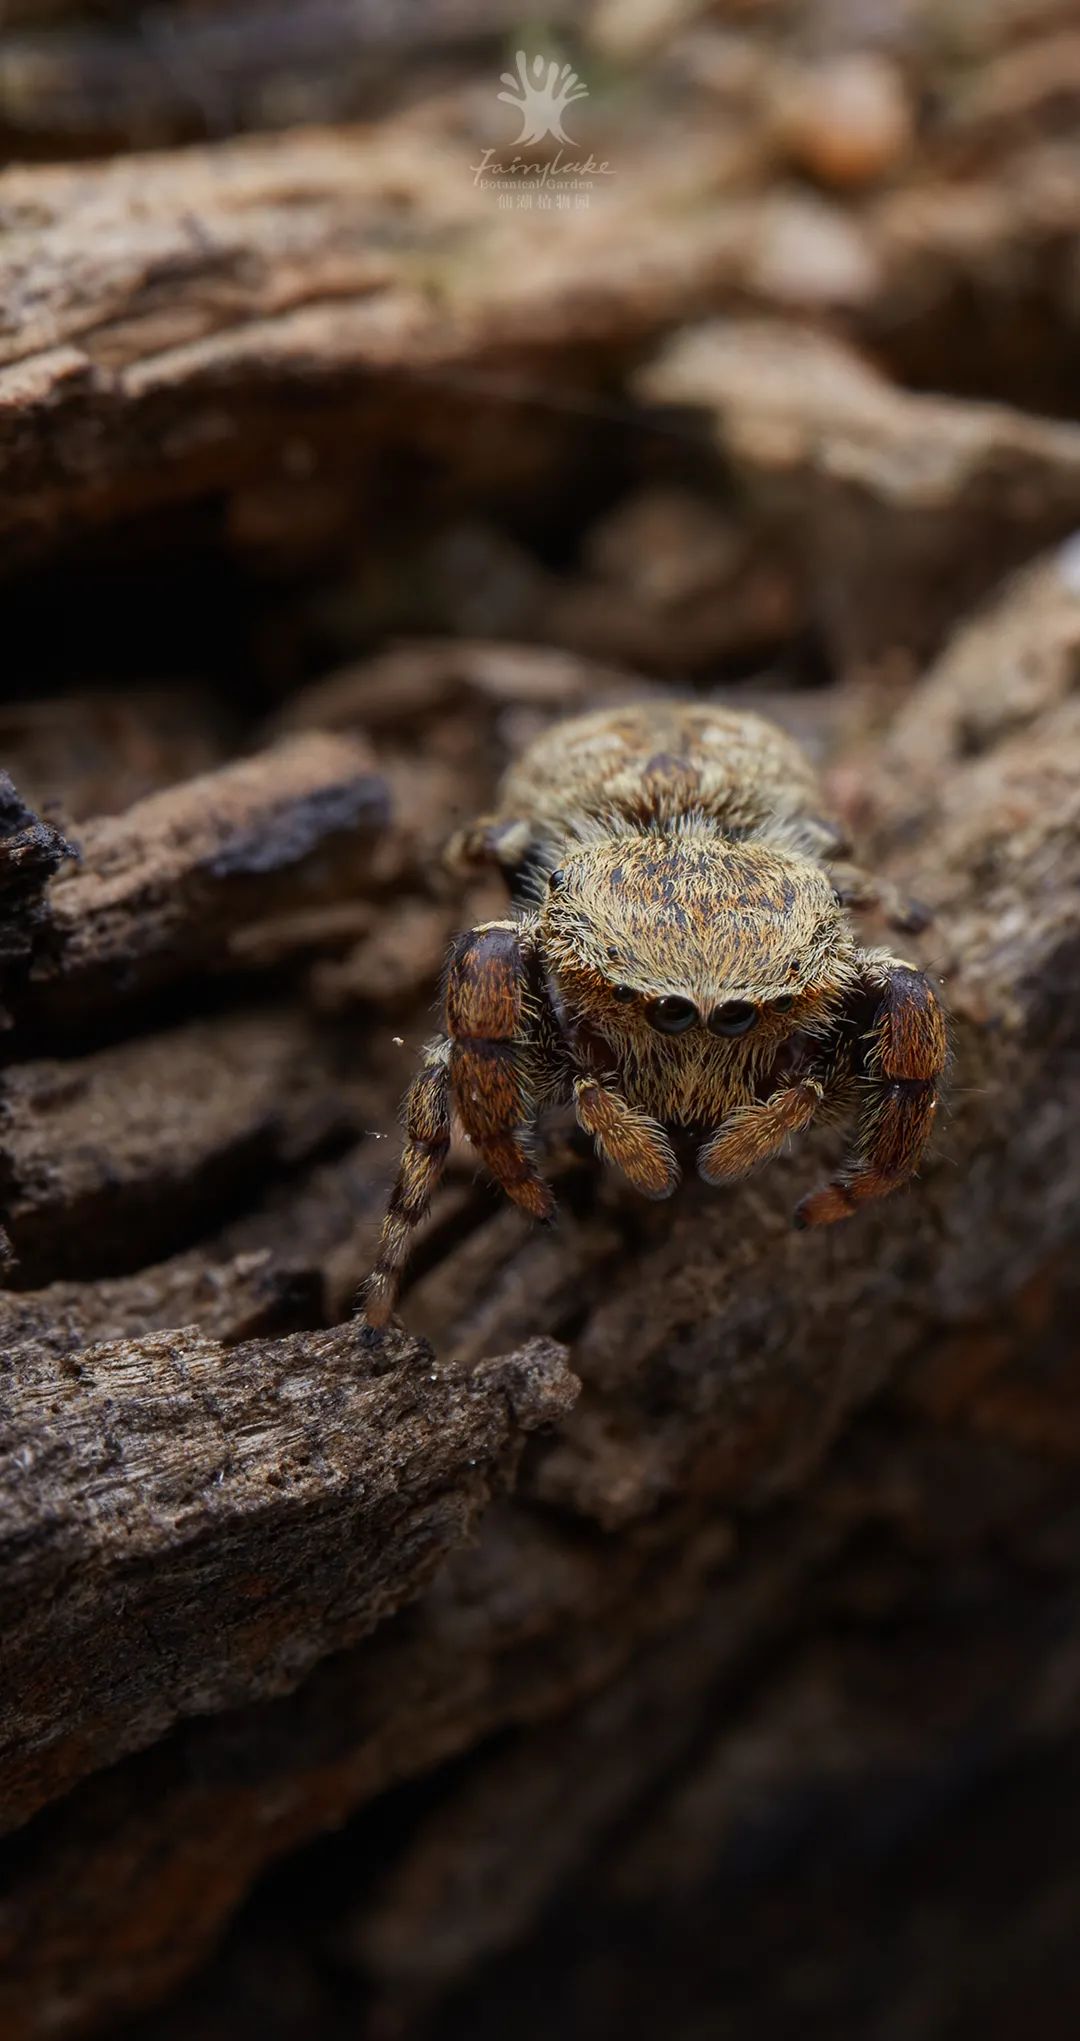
497, 50, 589, 146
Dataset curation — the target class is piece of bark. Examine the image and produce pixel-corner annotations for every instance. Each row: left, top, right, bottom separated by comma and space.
0, 1325, 578, 1836
310, 898, 458, 1012
545, 488, 799, 675
109, 1265, 1080, 2041
0, 1249, 320, 1359
937, 28, 1080, 161
271, 638, 656, 740
366, 1473, 1080, 2041
0, 687, 236, 825
5, 110, 1062, 567
2, 730, 389, 1033
637, 317, 1080, 663
0, 779, 77, 1092
0, 775, 75, 904
865, 134, 1080, 408
349, 1536, 763, 2014
0, 775, 76, 1038
0, 1495, 735, 2039
0, 1007, 364, 1285
0, 124, 623, 558
0, 1142, 391, 1359
9, 1290, 1080, 2041
307, 504, 795, 682
866, 539, 1080, 845
1, 29, 1078, 561
344, 1391, 1080, 2036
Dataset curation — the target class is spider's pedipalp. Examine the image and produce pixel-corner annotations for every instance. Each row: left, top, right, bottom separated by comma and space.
699, 1076, 824, 1184
575, 1076, 679, 1199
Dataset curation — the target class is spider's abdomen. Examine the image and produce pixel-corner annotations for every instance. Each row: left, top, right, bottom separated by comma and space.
495, 700, 822, 853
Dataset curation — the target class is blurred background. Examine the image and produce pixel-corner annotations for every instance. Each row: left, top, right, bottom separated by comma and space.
1, 5, 1079, 2040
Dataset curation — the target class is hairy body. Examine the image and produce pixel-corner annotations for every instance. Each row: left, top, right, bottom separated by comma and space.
362, 702, 947, 1327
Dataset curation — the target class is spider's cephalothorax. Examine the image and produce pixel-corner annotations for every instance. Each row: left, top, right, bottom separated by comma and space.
361, 702, 947, 1326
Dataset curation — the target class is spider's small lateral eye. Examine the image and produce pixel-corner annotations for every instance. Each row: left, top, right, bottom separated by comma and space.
612, 983, 636, 1003
772, 995, 795, 1013
709, 1001, 759, 1038
548, 868, 566, 892
647, 995, 699, 1035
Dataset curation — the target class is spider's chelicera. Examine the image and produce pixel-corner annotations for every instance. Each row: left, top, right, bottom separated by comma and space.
362, 702, 947, 1327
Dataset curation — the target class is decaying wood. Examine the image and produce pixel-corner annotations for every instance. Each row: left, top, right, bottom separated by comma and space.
1, 730, 389, 1035
0, 776, 76, 1005
0, 1144, 389, 1360
0, 1324, 577, 1835
0, 687, 236, 824
2, 102, 1078, 577
638, 319, 1080, 661
0, 1492, 745, 2038
0, 775, 74, 899
0, 1244, 320, 1359
0, 1007, 365, 1285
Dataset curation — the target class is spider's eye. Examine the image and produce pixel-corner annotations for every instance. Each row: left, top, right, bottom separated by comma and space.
548, 868, 566, 892
647, 995, 699, 1035
772, 995, 795, 1013
612, 983, 636, 1003
709, 1001, 759, 1037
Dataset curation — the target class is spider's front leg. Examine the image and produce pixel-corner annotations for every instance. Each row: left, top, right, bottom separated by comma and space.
795, 955, 947, 1229
445, 920, 555, 1223
574, 1078, 680, 1199
828, 862, 931, 936
360, 920, 553, 1330
444, 815, 534, 883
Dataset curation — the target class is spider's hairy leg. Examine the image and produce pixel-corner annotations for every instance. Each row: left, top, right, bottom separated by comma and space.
795, 957, 947, 1229
447, 921, 555, 1222
360, 1040, 452, 1328
444, 814, 533, 880
574, 1077, 680, 1199
698, 1077, 824, 1185
828, 861, 932, 935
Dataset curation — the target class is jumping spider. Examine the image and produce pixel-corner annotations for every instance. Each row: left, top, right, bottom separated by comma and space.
362, 701, 947, 1326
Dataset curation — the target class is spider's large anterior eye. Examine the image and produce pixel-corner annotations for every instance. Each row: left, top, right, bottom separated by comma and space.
647, 995, 699, 1035
709, 1001, 759, 1037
